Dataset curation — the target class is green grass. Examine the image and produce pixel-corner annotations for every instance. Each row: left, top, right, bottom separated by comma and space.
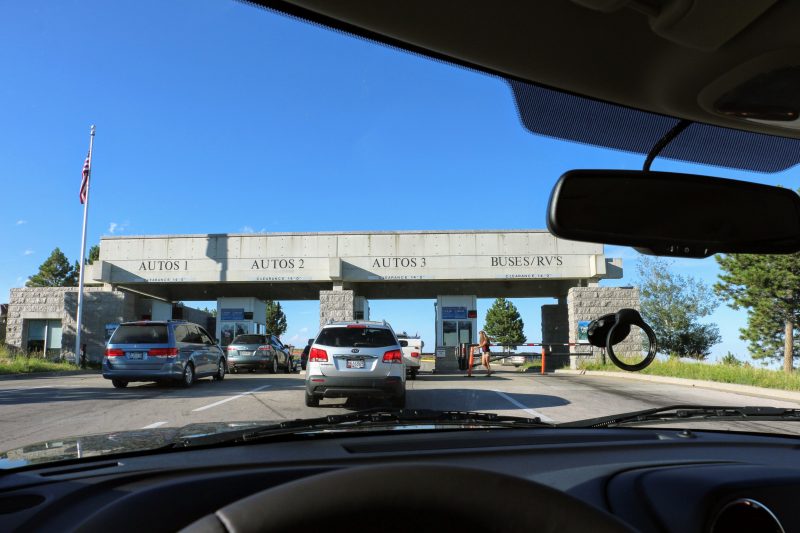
0, 346, 79, 375
579, 356, 800, 392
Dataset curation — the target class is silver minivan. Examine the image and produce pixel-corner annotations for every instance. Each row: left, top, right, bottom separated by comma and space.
103, 320, 226, 388
305, 321, 405, 408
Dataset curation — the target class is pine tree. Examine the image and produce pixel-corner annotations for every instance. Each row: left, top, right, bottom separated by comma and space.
265, 300, 288, 337
26, 248, 77, 287
715, 253, 800, 372
87, 245, 100, 264
483, 298, 526, 351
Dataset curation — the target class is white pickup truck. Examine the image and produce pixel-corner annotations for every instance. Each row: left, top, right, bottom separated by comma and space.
397, 333, 423, 380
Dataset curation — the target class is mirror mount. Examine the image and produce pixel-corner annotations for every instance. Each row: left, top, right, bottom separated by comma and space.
642, 119, 691, 172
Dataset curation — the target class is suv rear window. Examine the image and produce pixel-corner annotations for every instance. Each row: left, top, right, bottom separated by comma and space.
110, 324, 169, 344
315, 327, 397, 348
232, 335, 266, 344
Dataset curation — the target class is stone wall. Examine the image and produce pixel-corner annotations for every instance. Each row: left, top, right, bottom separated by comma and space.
319, 289, 354, 328
7, 286, 119, 361
7, 287, 212, 363
63, 290, 132, 362
567, 287, 641, 368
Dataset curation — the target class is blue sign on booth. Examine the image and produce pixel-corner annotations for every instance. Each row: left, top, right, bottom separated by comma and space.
442, 306, 467, 319
221, 308, 245, 321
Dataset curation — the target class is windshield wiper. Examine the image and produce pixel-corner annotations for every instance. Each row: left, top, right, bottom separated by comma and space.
178, 408, 553, 447
559, 405, 800, 428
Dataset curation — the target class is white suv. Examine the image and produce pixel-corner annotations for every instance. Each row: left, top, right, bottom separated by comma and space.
397, 334, 423, 380
305, 321, 406, 408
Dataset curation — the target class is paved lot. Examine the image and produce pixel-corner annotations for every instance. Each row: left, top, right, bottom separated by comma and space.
2, 368, 800, 451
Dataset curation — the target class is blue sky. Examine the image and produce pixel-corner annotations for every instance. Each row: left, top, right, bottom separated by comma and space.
2, 0, 799, 361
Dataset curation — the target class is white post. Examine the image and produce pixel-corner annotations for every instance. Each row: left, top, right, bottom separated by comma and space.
74, 125, 95, 366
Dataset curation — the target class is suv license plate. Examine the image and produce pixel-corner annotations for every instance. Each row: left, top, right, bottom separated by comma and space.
128, 352, 145, 360
347, 359, 365, 369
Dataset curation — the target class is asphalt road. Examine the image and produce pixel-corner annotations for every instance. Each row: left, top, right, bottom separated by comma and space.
2, 367, 800, 452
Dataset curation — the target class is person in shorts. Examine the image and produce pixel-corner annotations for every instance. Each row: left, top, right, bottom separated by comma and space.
479, 330, 492, 376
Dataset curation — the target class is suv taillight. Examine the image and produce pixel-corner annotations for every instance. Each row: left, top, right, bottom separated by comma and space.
149, 347, 179, 357
105, 349, 124, 357
382, 349, 402, 363
309, 347, 328, 362
411, 352, 420, 358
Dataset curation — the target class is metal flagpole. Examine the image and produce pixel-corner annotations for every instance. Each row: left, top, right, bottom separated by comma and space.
74, 125, 95, 367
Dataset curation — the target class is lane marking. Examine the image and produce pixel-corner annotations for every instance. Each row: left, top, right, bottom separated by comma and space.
192, 385, 271, 412
492, 390, 555, 422
142, 421, 168, 429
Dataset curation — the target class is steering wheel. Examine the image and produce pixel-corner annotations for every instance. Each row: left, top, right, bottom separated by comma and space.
181, 464, 634, 532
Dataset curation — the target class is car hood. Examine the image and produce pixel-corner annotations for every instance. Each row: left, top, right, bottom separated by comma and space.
0, 421, 269, 469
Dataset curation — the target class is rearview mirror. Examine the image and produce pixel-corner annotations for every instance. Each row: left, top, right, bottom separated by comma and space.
547, 170, 800, 258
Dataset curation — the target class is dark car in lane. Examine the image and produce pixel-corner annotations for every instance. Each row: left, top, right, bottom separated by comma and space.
103, 320, 226, 388
227, 334, 293, 374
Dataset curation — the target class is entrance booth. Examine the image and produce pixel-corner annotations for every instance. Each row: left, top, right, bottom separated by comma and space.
435, 295, 477, 363
216, 297, 267, 346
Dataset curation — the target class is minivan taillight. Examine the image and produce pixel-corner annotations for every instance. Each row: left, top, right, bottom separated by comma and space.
383, 349, 402, 363
309, 347, 328, 362
105, 349, 124, 357
149, 347, 179, 357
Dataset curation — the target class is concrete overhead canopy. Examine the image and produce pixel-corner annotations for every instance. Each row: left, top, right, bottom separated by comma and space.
90, 230, 622, 301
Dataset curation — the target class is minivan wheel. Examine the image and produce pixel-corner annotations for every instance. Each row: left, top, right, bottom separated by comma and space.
305, 391, 319, 407
213, 359, 226, 381
269, 357, 278, 374
111, 379, 128, 389
182, 363, 195, 388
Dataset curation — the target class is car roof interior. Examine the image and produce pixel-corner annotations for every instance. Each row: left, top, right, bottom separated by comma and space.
256, 0, 800, 172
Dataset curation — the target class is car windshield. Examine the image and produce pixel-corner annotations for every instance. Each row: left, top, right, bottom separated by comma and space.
3, 1, 800, 466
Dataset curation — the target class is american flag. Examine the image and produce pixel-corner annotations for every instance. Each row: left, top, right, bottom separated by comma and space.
79, 152, 90, 204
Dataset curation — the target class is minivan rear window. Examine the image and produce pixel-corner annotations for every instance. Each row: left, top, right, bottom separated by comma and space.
232, 335, 266, 344
315, 327, 397, 348
110, 325, 169, 344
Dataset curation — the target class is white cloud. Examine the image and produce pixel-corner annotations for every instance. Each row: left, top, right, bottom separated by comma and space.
15, 220, 26, 225
240, 225, 255, 233
299, 327, 308, 333
108, 221, 129, 234
23, 249, 34, 256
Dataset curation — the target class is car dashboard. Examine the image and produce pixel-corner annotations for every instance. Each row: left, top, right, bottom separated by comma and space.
0, 427, 797, 532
